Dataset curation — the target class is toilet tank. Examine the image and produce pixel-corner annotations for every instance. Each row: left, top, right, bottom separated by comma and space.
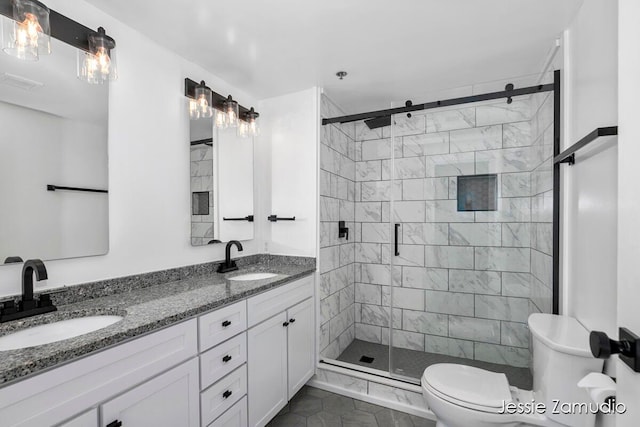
528, 313, 604, 427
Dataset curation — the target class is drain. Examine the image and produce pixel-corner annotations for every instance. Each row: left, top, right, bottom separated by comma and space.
359, 355, 374, 364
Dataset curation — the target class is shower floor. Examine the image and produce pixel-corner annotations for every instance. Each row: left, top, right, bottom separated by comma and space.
336, 339, 533, 390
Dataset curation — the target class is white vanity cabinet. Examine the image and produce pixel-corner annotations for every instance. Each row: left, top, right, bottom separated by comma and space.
0, 273, 315, 427
247, 276, 315, 427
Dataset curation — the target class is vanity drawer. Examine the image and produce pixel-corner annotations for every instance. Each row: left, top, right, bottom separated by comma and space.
200, 333, 247, 390
199, 300, 247, 352
200, 365, 247, 426
208, 396, 247, 427
247, 275, 313, 326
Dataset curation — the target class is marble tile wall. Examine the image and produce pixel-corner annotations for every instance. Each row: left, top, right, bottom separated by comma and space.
320, 95, 357, 359
190, 144, 215, 245
350, 96, 554, 369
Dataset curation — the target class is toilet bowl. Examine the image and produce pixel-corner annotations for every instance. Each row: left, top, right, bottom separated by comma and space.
421, 314, 604, 427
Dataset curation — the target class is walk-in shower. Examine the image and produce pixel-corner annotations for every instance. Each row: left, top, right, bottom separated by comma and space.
319, 72, 559, 388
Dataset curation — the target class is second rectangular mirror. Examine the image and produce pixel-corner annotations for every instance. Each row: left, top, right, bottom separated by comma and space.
190, 115, 254, 245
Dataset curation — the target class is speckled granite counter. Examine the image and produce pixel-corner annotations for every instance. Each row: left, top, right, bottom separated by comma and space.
0, 255, 315, 386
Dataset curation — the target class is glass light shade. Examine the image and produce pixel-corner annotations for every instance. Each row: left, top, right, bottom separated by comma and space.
224, 95, 239, 128
77, 27, 117, 84
246, 107, 259, 137
237, 120, 249, 138
191, 81, 213, 119
189, 99, 200, 120
214, 108, 228, 129
2, 0, 51, 61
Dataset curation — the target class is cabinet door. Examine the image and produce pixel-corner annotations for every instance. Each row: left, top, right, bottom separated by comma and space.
100, 358, 199, 427
56, 409, 98, 427
248, 311, 288, 427
208, 396, 247, 427
286, 297, 315, 398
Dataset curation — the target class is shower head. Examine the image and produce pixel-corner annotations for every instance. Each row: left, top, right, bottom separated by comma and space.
364, 115, 391, 129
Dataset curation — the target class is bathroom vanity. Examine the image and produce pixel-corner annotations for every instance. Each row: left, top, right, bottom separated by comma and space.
0, 257, 316, 427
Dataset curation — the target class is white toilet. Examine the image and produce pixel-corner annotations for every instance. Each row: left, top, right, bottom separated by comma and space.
421, 313, 604, 427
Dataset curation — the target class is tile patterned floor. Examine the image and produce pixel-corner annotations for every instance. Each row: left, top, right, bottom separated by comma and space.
337, 339, 533, 390
267, 385, 437, 427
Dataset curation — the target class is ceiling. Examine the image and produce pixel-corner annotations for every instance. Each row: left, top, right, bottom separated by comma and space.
84, 0, 583, 113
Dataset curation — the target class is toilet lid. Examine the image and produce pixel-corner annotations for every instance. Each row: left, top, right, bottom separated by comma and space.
422, 364, 512, 410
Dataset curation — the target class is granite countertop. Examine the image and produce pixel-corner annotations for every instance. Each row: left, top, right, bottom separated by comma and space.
0, 257, 315, 386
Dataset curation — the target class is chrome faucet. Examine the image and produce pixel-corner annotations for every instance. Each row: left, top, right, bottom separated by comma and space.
0, 259, 56, 323
217, 241, 243, 273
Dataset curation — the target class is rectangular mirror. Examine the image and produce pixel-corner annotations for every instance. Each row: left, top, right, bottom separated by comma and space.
0, 30, 109, 265
190, 113, 254, 245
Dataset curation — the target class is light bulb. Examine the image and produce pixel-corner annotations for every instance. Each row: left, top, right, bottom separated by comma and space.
237, 120, 249, 138
189, 99, 200, 120
215, 109, 228, 129
224, 96, 239, 128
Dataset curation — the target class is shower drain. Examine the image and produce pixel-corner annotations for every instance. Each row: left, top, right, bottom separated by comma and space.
359, 355, 375, 363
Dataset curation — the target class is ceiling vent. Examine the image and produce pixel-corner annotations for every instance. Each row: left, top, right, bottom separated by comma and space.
0, 72, 44, 91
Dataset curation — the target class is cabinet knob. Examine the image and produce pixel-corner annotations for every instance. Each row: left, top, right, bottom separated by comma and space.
106, 421, 123, 427
222, 355, 232, 363
223, 390, 233, 399
222, 320, 231, 327
289, 318, 296, 323
283, 321, 289, 327
590, 331, 633, 359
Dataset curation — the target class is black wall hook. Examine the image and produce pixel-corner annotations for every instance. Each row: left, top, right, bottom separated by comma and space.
590, 328, 640, 372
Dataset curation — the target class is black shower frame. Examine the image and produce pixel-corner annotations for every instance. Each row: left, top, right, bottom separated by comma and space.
324, 70, 561, 314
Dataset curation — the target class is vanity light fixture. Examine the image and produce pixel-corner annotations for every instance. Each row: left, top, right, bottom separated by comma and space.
0, 0, 118, 83
1, 0, 50, 61
77, 26, 117, 84
184, 78, 259, 133
189, 80, 213, 120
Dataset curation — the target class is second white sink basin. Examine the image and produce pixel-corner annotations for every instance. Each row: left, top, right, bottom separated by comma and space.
0, 315, 123, 351
229, 272, 278, 282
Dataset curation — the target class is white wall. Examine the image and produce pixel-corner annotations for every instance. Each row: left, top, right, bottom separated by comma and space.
562, 0, 618, 344
0, 0, 264, 296
258, 88, 319, 257
617, 0, 640, 423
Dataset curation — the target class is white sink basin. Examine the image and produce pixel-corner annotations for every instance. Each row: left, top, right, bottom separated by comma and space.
0, 315, 123, 351
228, 272, 279, 282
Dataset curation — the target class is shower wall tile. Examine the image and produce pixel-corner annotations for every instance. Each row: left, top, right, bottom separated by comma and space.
475, 247, 530, 272
476, 147, 533, 174
402, 223, 449, 245
425, 200, 475, 223
533, 223, 553, 255
356, 160, 382, 181
361, 304, 391, 327
340, 285, 355, 311
392, 287, 425, 311
355, 323, 382, 343
425, 291, 475, 316
425, 335, 474, 359
361, 181, 392, 201
531, 249, 553, 287
450, 125, 502, 153
355, 283, 382, 305
355, 121, 384, 141
361, 223, 390, 243
501, 172, 531, 197
355, 202, 382, 222
403, 132, 450, 156
449, 223, 502, 247
474, 342, 530, 368
449, 270, 501, 295
449, 315, 501, 344
530, 275, 552, 314
402, 267, 449, 291
402, 310, 448, 336
390, 329, 425, 351
393, 201, 426, 222
320, 196, 340, 221
402, 179, 426, 200
361, 263, 402, 286
426, 152, 475, 177
394, 156, 427, 179
385, 244, 425, 267
501, 272, 531, 297
502, 121, 532, 147
425, 245, 475, 269
393, 115, 426, 136
475, 295, 529, 322
502, 223, 531, 248
475, 99, 531, 126
426, 107, 476, 132
424, 177, 450, 200
356, 243, 382, 264
501, 321, 530, 348
475, 197, 531, 223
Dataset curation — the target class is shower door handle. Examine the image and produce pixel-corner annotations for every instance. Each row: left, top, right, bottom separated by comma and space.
394, 224, 400, 256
